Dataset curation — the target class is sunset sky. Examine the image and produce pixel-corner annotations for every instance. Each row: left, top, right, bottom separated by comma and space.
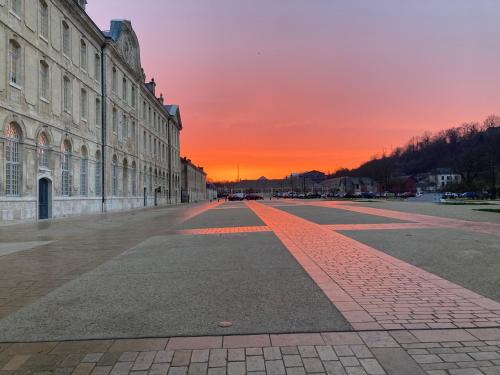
88, 1, 500, 181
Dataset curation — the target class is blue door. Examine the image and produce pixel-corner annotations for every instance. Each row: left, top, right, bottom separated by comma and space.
39, 178, 50, 219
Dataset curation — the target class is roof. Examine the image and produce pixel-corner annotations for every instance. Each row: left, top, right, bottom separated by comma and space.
165, 105, 183, 129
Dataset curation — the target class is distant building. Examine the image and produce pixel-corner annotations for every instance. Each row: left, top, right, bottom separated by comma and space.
322, 177, 376, 195
428, 168, 461, 191
181, 157, 207, 203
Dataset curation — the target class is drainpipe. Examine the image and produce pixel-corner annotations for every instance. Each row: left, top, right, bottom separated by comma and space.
100, 43, 107, 212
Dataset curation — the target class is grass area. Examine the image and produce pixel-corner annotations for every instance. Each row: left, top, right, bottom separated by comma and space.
474, 208, 500, 213
440, 201, 498, 206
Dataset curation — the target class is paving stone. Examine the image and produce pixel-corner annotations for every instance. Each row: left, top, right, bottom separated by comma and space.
246, 356, 265, 372
470, 352, 500, 361
60, 353, 85, 367
339, 357, 360, 367
449, 369, 483, 375
285, 367, 306, 375
372, 348, 427, 375
322, 333, 363, 346
359, 333, 398, 348
132, 352, 156, 371
227, 362, 245, 375
359, 359, 385, 375
411, 354, 442, 364
98, 353, 121, 367
322, 361, 347, 375
428, 348, 456, 354
280, 347, 299, 355
410, 331, 476, 343
298, 346, 317, 358
187, 363, 207, 375
155, 352, 174, 364
82, 353, 104, 363
149, 363, 170, 375
1, 355, 31, 371
302, 357, 324, 373
439, 353, 474, 363
316, 346, 338, 361
481, 366, 500, 375
90, 366, 112, 375
110, 361, 133, 375
191, 351, 209, 364
420, 363, 459, 371
265, 360, 286, 375
224, 336, 270, 349
283, 355, 302, 368
72, 363, 96, 375
130, 371, 148, 375
345, 367, 367, 375
246, 348, 263, 356
227, 350, 244, 362
457, 360, 492, 368
119, 352, 139, 362
407, 349, 428, 355
172, 351, 192, 367
350, 346, 372, 359
389, 331, 419, 344
168, 367, 188, 375
208, 349, 226, 368
206, 368, 225, 375
334, 346, 354, 357
264, 347, 282, 360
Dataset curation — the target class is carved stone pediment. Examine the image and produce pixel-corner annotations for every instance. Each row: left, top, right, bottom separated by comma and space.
107, 20, 142, 76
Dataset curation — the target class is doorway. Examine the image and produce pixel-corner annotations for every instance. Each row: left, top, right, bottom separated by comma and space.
38, 178, 51, 220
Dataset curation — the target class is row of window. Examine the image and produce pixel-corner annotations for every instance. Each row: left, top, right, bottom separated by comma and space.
3, 122, 179, 197
111, 68, 136, 108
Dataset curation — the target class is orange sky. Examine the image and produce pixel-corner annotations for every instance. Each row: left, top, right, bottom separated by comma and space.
88, 1, 500, 181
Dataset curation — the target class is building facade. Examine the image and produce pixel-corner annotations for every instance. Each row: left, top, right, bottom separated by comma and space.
0, 0, 181, 221
180, 157, 206, 203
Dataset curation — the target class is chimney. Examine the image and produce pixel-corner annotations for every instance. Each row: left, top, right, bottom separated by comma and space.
145, 78, 156, 95
159, 93, 164, 104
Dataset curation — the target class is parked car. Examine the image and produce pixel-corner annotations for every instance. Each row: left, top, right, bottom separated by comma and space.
442, 192, 458, 199
401, 192, 416, 198
245, 193, 263, 200
461, 192, 478, 199
306, 192, 322, 199
361, 192, 376, 199
228, 193, 245, 201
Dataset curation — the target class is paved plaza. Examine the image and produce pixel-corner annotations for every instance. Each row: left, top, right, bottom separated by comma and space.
1, 200, 500, 374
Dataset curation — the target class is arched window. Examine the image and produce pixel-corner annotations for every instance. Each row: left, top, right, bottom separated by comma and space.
37, 131, 49, 168
80, 88, 87, 120
112, 67, 117, 92
94, 54, 100, 82
122, 159, 128, 197
95, 150, 102, 196
39, 0, 49, 39
111, 156, 118, 196
80, 147, 88, 196
40, 60, 49, 100
122, 115, 128, 139
80, 39, 87, 70
63, 75, 71, 112
9, 40, 21, 86
131, 162, 137, 196
95, 98, 101, 127
112, 108, 117, 133
122, 77, 127, 101
10, 0, 22, 16
149, 167, 153, 194
5, 123, 21, 196
131, 86, 136, 107
61, 140, 72, 196
62, 21, 70, 56
131, 121, 136, 139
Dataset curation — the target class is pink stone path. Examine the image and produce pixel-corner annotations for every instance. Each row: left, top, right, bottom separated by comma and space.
246, 201, 500, 331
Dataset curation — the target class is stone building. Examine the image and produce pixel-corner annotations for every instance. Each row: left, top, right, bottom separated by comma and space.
0, 0, 181, 221
180, 157, 206, 203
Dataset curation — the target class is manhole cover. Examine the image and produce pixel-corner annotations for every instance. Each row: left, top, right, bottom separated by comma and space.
217, 320, 233, 328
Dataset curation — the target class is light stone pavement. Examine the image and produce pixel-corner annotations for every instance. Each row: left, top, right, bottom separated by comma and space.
1, 199, 500, 374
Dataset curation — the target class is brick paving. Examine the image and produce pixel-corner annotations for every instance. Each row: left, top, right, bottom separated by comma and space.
246, 201, 500, 331
1, 329, 500, 374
